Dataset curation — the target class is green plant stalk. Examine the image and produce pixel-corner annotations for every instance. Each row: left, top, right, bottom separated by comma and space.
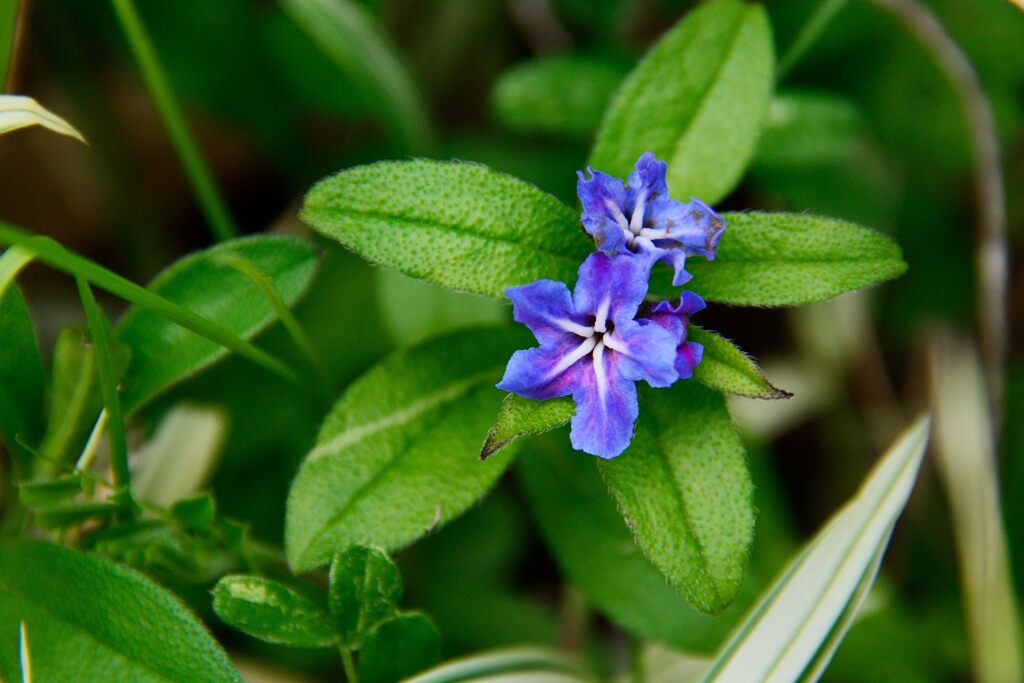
0, 245, 34, 300
74, 277, 133, 513
212, 251, 332, 397
0, 0, 18, 91
0, 223, 297, 384
109, 0, 238, 243
776, 0, 851, 81
340, 647, 359, 683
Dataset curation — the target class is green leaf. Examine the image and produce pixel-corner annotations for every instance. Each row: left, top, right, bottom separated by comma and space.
0, 1, 17, 90
329, 545, 402, 646
211, 575, 334, 648
481, 395, 574, 460
359, 613, 441, 683
753, 92, 864, 171
38, 327, 100, 463
114, 235, 318, 411
0, 540, 241, 682
690, 326, 790, 400
675, 212, 908, 307
491, 55, 627, 139
518, 448, 740, 652
0, 95, 85, 141
702, 416, 930, 682
0, 285, 44, 456
170, 493, 216, 531
285, 329, 518, 571
18, 474, 85, 507
33, 501, 126, 530
589, 0, 774, 204
598, 382, 753, 614
301, 159, 591, 300
277, 0, 431, 150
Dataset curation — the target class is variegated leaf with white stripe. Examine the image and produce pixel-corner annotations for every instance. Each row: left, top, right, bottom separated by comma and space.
701, 415, 930, 682
0, 95, 85, 142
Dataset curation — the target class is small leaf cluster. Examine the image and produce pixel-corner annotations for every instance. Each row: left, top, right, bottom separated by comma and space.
212, 545, 440, 683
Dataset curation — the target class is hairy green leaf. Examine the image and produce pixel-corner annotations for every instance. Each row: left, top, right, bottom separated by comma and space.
115, 236, 318, 411
285, 329, 518, 571
690, 326, 790, 399
277, 0, 431, 150
518, 449, 740, 651
359, 613, 441, 683
212, 575, 334, 648
481, 394, 574, 460
301, 159, 591, 299
0, 540, 240, 682
329, 545, 402, 646
0, 286, 44, 458
599, 382, 753, 614
589, 0, 774, 204
491, 55, 627, 139
703, 417, 930, 681
676, 212, 907, 307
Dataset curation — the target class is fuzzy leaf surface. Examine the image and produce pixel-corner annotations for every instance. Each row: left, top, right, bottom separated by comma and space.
519, 449, 740, 651
690, 326, 790, 399
0, 540, 240, 682
676, 212, 907, 307
589, 0, 774, 204
598, 382, 754, 614
329, 545, 402, 646
301, 160, 592, 299
114, 236, 318, 411
285, 329, 518, 570
212, 575, 334, 648
481, 394, 575, 459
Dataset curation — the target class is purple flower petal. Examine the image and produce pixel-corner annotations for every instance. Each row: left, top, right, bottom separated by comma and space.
569, 351, 639, 459
577, 169, 628, 255
573, 253, 649, 325
676, 341, 703, 379
506, 279, 586, 344
496, 336, 589, 400
607, 320, 679, 388
627, 151, 668, 199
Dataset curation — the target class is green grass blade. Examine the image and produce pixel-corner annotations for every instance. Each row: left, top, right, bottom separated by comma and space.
74, 277, 132, 509
0, 223, 296, 384
109, 0, 238, 242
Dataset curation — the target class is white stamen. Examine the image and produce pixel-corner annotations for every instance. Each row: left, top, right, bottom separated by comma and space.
602, 331, 630, 356
545, 335, 598, 381
592, 341, 609, 403
556, 318, 598, 338
594, 297, 611, 333
604, 198, 629, 232
629, 191, 647, 235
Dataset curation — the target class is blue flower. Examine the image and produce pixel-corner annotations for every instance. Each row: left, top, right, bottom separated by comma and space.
642, 292, 706, 380
577, 152, 726, 286
497, 252, 681, 459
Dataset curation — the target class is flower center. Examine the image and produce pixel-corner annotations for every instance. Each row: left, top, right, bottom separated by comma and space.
604, 194, 651, 253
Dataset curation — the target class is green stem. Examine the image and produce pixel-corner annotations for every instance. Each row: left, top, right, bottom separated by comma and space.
75, 277, 134, 515
776, 0, 851, 82
340, 647, 359, 683
212, 251, 333, 399
109, 0, 238, 243
0, 223, 297, 385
